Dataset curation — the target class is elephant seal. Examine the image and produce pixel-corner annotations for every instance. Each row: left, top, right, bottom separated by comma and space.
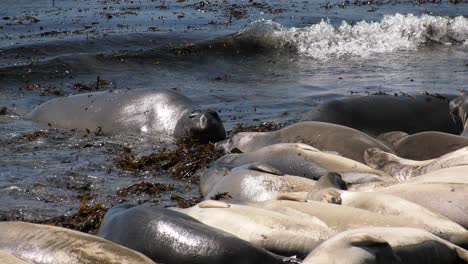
205, 143, 392, 185
450, 91, 468, 136
0, 250, 28, 264
365, 147, 468, 180
300, 94, 461, 136
173, 200, 334, 257
0, 221, 155, 264
338, 191, 468, 247
378, 183, 468, 229
303, 227, 468, 264
215, 122, 394, 163
26, 88, 226, 142
251, 198, 468, 247
405, 166, 468, 184
378, 131, 468, 160
98, 204, 288, 264
201, 163, 319, 203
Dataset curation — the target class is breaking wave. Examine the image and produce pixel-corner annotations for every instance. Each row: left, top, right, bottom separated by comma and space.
235, 13, 468, 59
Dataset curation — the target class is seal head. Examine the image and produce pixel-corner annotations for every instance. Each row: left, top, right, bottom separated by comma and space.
450, 92, 468, 136
175, 109, 226, 143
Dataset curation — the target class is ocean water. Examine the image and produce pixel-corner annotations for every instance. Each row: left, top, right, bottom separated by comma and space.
0, 0, 467, 219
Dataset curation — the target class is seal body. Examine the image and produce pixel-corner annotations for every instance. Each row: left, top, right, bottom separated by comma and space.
0, 221, 155, 264
26, 88, 226, 142
405, 165, 468, 184
450, 92, 468, 136
378, 131, 468, 160
378, 183, 468, 229
201, 163, 319, 203
251, 199, 468, 247
365, 147, 468, 180
174, 201, 334, 257
338, 191, 468, 247
97, 204, 285, 264
207, 143, 391, 184
215, 122, 393, 163
303, 227, 468, 264
301, 94, 461, 136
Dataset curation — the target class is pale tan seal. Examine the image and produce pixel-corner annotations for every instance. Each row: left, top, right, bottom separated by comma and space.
0, 221, 156, 264
303, 227, 468, 264
201, 163, 319, 203
378, 182, 468, 229
251, 198, 468, 247
365, 147, 468, 181
172, 200, 334, 256
0, 250, 28, 264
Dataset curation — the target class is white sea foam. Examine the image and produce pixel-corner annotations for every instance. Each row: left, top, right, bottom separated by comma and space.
237, 14, 468, 59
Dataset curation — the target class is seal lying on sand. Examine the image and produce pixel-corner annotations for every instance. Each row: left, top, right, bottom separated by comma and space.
378, 182, 468, 229
26, 88, 226, 142
98, 204, 290, 264
251, 198, 468, 248
205, 143, 391, 185
300, 94, 461, 136
173, 200, 334, 257
0, 221, 155, 264
377, 131, 468, 160
404, 166, 468, 184
450, 91, 468, 136
303, 227, 468, 264
215, 122, 393, 163
200, 163, 319, 203
365, 147, 468, 180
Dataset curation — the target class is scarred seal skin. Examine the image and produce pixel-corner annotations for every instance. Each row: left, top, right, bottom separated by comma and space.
0, 221, 156, 264
26, 88, 226, 143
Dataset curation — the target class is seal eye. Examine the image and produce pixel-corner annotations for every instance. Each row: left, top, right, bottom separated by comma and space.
189, 113, 198, 119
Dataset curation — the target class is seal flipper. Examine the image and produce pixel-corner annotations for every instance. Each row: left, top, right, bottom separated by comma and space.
198, 200, 231, 208
248, 163, 284, 176
304, 172, 346, 204
314, 172, 347, 190
455, 247, 468, 262
348, 233, 389, 247
275, 193, 307, 202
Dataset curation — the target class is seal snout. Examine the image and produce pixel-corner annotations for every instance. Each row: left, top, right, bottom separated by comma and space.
186, 109, 226, 143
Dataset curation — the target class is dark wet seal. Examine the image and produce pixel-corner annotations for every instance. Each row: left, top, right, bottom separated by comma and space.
116, 137, 223, 183
97, 205, 291, 264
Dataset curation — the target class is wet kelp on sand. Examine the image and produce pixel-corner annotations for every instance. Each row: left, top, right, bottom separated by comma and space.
115, 137, 224, 183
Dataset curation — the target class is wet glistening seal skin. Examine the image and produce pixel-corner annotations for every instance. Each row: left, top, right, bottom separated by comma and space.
26, 88, 226, 143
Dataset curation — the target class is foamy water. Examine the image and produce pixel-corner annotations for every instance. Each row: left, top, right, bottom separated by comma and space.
237, 14, 468, 59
